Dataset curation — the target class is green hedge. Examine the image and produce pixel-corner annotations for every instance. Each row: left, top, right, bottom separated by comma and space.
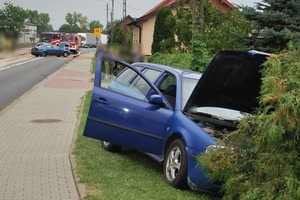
199, 49, 300, 199
148, 53, 211, 72
148, 53, 192, 70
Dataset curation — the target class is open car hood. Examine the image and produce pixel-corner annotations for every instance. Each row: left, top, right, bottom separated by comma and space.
184, 50, 269, 114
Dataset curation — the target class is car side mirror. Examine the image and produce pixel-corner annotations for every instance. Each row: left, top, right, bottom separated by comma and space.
149, 95, 164, 106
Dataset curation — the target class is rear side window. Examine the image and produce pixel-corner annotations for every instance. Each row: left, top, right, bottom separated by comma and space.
143, 69, 161, 83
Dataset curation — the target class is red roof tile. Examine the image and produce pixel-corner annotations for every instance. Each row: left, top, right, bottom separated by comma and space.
141, 0, 178, 18
138, 0, 235, 21
221, 0, 236, 9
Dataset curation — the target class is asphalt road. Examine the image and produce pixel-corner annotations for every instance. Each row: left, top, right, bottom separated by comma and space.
0, 57, 68, 109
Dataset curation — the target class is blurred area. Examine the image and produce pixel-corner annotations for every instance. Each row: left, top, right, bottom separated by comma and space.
0, 31, 37, 54
0, 33, 16, 53
0, 31, 35, 66
96, 43, 145, 63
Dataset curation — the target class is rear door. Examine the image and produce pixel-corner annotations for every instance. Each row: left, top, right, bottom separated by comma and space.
84, 54, 173, 154
46, 44, 55, 55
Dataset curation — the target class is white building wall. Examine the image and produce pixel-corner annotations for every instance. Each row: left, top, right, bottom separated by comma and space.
18, 23, 38, 44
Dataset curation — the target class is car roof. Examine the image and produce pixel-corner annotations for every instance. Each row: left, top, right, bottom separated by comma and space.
132, 62, 202, 79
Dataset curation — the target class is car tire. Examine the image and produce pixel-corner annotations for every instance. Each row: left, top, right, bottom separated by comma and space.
63, 52, 68, 57
101, 141, 121, 153
57, 55, 61, 57
35, 55, 39, 57
42, 52, 47, 57
163, 139, 188, 189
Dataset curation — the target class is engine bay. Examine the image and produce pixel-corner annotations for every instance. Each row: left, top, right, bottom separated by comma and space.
187, 112, 237, 144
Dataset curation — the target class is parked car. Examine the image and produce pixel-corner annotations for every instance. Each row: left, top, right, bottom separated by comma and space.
83, 50, 269, 193
31, 43, 70, 57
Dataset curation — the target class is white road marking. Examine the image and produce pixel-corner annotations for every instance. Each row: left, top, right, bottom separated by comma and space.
0, 57, 44, 72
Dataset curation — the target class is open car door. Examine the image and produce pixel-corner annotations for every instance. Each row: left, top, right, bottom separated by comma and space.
83, 53, 173, 155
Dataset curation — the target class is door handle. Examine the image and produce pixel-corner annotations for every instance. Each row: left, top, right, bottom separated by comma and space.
95, 98, 108, 104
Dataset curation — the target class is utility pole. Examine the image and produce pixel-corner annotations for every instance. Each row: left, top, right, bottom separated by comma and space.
111, 0, 114, 43
106, 3, 109, 27
111, 0, 114, 22
123, 0, 127, 19
122, 0, 127, 42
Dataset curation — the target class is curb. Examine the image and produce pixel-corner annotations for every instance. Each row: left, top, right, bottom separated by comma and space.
69, 91, 88, 200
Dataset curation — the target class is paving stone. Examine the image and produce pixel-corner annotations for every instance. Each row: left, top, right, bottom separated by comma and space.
0, 53, 94, 200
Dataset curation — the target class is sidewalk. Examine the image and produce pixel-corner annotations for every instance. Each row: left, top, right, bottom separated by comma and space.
0, 48, 30, 59
0, 48, 32, 68
0, 53, 94, 200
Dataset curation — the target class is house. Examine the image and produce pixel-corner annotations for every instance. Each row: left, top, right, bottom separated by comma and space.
18, 22, 38, 44
128, 0, 235, 56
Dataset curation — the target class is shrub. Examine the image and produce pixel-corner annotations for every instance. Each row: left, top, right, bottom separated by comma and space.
148, 53, 192, 69
152, 7, 176, 54
199, 49, 300, 199
149, 52, 211, 73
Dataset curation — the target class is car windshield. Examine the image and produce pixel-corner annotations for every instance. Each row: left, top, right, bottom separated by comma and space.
181, 77, 198, 109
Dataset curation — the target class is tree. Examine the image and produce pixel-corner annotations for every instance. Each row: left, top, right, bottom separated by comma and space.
60, 12, 88, 33
0, 2, 27, 38
199, 46, 300, 199
77, 13, 88, 32
203, 3, 252, 53
37, 13, 53, 33
241, 0, 300, 52
175, 1, 252, 54
58, 24, 73, 33
88, 20, 103, 33
27, 10, 53, 34
112, 27, 124, 44
175, 0, 193, 49
152, 7, 176, 54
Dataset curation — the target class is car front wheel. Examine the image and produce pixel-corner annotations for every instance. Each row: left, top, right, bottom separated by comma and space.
42, 52, 47, 57
63, 52, 68, 57
164, 139, 188, 189
101, 141, 121, 153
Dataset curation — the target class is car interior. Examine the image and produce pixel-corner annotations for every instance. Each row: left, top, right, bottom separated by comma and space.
158, 74, 177, 109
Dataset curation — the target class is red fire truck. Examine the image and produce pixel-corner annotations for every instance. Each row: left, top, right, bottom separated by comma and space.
41, 32, 80, 54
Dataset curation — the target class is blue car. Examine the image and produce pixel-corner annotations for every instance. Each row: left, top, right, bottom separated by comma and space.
84, 50, 269, 192
31, 43, 70, 57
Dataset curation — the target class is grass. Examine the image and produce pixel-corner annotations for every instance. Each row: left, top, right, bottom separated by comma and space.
73, 91, 217, 200
90, 58, 96, 74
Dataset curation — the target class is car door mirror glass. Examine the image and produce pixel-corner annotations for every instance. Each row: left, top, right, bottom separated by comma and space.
149, 95, 164, 106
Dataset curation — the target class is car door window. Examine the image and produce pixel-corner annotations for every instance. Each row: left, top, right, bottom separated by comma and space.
158, 74, 177, 109
100, 60, 153, 102
143, 69, 161, 83
130, 68, 162, 95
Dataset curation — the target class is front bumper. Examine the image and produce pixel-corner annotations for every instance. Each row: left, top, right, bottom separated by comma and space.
186, 147, 221, 193
31, 51, 42, 56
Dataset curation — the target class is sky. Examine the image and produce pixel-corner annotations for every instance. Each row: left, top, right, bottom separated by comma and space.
1, 0, 258, 30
